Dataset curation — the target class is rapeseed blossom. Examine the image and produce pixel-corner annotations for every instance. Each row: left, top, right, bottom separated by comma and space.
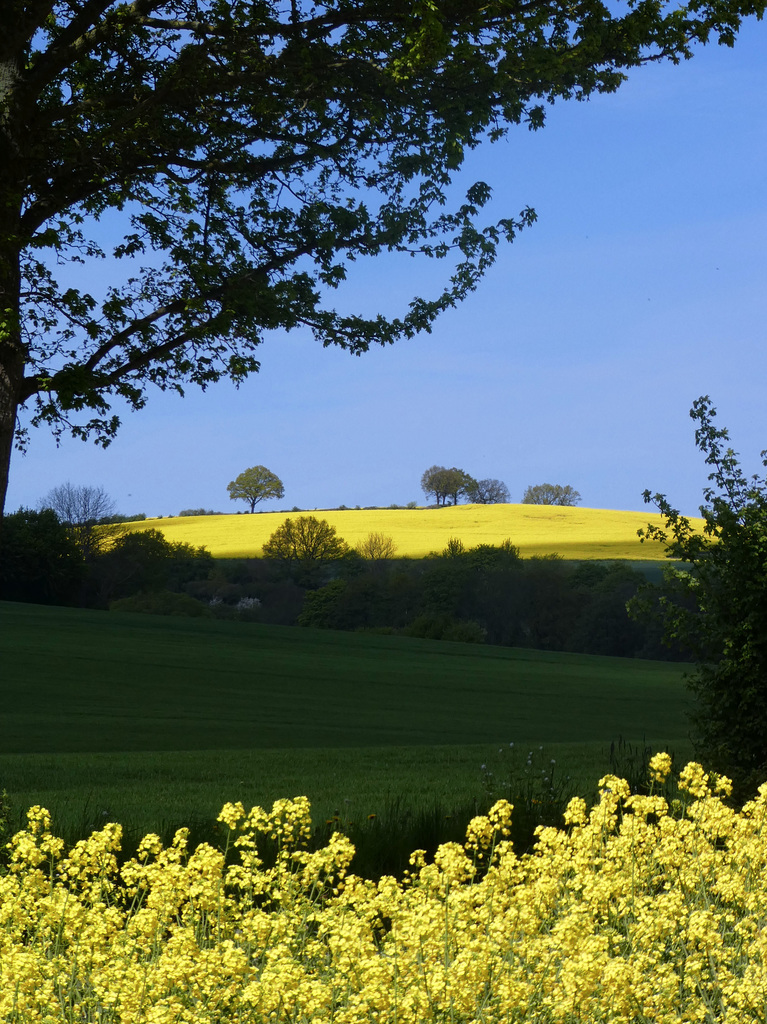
126, 505, 693, 559
1, 763, 766, 1022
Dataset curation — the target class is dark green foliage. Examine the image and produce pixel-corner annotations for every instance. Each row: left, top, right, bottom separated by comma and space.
263, 516, 353, 587
293, 538, 668, 658
91, 529, 214, 606
480, 744, 580, 853
603, 736, 678, 797
98, 513, 147, 524
632, 396, 767, 793
522, 483, 582, 506
0, 508, 85, 604
227, 466, 285, 513
567, 563, 654, 657
466, 478, 510, 504
0, 788, 13, 867
420, 466, 477, 506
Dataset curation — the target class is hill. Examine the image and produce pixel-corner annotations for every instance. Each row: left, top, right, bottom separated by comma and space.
125, 504, 699, 560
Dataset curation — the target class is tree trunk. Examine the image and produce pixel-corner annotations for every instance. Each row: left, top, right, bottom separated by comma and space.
0, 248, 23, 522
0, 42, 28, 521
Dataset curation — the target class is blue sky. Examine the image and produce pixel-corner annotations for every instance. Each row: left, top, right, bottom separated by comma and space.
8, 17, 767, 520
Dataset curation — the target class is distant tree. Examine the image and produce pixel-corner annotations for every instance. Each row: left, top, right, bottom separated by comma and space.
39, 482, 120, 558
357, 532, 397, 563
179, 508, 220, 517
421, 466, 477, 507
227, 466, 285, 513
263, 516, 350, 586
466, 478, 510, 504
0, 507, 84, 604
522, 484, 581, 506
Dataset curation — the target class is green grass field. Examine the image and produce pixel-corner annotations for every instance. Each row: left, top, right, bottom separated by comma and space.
1, 601, 692, 841
127, 503, 703, 559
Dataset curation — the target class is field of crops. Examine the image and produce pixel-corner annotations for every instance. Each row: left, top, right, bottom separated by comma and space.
127, 504, 700, 559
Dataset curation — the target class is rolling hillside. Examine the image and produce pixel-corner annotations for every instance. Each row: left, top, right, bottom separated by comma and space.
126, 503, 701, 560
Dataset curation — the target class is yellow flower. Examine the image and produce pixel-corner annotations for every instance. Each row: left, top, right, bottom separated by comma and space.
648, 750, 673, 785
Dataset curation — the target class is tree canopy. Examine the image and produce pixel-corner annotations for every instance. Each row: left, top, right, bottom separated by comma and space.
1, 0, 763, 516
522, 484, 582, 506
421, 465, 476, 506
466, 478, 510, 505
262, 515, 350, 586
227, 465, 285, 512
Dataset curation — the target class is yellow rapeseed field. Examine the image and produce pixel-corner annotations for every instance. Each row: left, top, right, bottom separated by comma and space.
128, 505, 702, 560
3, 759, 767, 1023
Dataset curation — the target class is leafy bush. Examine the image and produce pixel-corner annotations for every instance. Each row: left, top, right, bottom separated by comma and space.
0, 508, 85, 605
633, 396, 767, 794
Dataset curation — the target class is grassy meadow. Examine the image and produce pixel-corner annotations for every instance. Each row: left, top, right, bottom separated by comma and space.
127, 503, 702, 559
0, 601, 692, 842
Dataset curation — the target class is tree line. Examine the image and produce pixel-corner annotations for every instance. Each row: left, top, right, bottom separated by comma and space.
222, 463, 581, 512
419, 466, 581, 507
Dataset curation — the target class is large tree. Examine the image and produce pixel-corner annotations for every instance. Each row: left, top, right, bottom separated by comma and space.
262, 514, 350, 585
522, 483, 582, 506
227, 464, 285, 512
466, 478, 510, 504
0, 0, 761, 518
421, 465, 476, 506
40, 480, 120, 558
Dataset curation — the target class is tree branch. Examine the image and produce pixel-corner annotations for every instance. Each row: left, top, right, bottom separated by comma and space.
23, 0, 163, 96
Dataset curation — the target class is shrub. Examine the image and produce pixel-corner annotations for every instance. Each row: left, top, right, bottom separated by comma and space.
633, 396, 767, 794
403, 613, 486, 644
0, 508, 85, 605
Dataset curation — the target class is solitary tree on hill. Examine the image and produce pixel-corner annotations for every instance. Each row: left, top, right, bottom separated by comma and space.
227, 466, 285, 513
0, 0, 758, 518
